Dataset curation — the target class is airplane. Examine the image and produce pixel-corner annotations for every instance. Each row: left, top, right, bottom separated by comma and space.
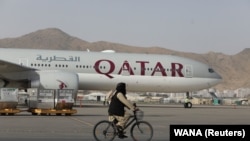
0, 48, 222, 108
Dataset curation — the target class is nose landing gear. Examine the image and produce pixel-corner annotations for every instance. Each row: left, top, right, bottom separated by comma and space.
184, 102, 192, 108
184, 92, 192, 108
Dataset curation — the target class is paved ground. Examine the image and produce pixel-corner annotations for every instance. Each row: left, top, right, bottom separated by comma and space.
0, 103, 249, 141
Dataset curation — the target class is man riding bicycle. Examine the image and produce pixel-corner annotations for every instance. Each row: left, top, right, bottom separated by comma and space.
108, 82, 138, 139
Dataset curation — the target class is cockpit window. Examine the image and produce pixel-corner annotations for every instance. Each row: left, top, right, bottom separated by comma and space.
208, 68, 214, 73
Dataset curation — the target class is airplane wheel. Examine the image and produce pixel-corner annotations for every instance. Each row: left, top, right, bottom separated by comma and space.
184, 102, 192, 108
187, 102, 192, 108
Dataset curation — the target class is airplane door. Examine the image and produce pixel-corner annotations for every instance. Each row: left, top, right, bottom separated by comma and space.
19, 58, 28, 66
185, 65, 193, 78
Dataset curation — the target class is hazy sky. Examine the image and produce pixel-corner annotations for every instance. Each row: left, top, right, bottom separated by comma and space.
0, 0, 250, 55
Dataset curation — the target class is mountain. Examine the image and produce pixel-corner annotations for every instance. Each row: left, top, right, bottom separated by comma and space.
0, 28, 249, 91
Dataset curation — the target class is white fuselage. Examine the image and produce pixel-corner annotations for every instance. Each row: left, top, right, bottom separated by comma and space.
0, 48, 222, 93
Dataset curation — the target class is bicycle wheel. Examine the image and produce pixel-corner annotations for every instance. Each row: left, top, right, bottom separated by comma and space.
130, 121, 153, 141
93, 120, 116, 141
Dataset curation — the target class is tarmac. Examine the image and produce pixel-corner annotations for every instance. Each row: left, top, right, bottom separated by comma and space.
0, 103, 250, 141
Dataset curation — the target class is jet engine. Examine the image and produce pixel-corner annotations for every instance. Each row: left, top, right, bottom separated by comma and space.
31, 70, 79, 91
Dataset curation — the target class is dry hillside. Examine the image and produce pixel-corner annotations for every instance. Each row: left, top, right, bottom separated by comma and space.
0, 28, 249, 91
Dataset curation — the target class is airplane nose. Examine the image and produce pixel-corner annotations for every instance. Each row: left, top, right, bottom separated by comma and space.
207, 67, 222, 87
208, 67, 222, 80
206, 71, 222, 88
215, 72, 222, 80
213, 72, 223, 87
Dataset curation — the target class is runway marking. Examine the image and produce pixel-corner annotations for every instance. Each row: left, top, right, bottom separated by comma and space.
68, 117, 94, 127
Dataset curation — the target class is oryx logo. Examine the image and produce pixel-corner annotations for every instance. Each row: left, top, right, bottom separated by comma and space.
56, 80, 68, 89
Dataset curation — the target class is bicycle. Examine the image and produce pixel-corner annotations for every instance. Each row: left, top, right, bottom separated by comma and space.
93, 104, 153, 141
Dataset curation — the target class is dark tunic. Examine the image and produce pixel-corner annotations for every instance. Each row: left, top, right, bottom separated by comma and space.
108, 92, 125, 116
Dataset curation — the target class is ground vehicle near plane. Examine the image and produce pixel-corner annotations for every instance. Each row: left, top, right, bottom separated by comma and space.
93, 104, 153, 141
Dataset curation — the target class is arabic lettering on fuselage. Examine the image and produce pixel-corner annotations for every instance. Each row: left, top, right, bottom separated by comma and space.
36, 55, 80, 62
94, 59, 184, 79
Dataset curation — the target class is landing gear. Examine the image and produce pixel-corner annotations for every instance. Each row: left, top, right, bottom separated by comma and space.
184, 92, 193, 108
184, 102, 192, 108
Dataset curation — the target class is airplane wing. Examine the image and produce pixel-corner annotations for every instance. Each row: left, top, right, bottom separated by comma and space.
0, 60, 34, 73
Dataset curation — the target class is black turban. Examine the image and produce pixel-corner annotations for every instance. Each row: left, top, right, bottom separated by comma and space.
116, 82, 126, 95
